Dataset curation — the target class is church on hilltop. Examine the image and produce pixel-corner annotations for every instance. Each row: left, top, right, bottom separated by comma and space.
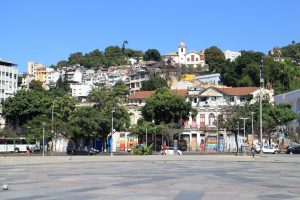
162, 42, 206, 67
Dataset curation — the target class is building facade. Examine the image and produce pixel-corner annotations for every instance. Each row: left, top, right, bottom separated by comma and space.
0, 59, 18, 102
163, 42, 206, 67
224, 50, 241, 62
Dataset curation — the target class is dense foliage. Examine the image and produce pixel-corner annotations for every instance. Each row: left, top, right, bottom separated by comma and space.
204, 43, 300, 95
54, 46, 144, 69
141, 76, 168, 91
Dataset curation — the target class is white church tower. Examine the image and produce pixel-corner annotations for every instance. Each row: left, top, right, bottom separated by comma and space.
178, 41, 186, 64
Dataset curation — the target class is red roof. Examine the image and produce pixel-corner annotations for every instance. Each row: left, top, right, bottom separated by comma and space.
128, 91, 155, 100
217, 87, 259, 95
128, 89, 187, 100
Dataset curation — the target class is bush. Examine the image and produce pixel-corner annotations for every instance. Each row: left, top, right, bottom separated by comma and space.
131, 144, 153, 155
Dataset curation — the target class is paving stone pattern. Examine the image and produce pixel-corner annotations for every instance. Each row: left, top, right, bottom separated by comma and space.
0, 155, 300, 200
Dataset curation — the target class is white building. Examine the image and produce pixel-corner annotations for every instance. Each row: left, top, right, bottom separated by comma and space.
194, 73, 220, 85
70, 83, 92, 99
163, 42, 205, 67
224, 50, 241, 62
0, 59, 18, 102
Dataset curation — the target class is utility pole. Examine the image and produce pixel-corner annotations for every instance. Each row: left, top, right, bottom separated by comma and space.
240, 117, 249, 156
42, 123, 45, 157
251, 112, 254, 139
237, 121, 240, 156
259, 57, 264, 153
146, 126, 148, 147
111, 107, 115, 156
216, 108, 219, 152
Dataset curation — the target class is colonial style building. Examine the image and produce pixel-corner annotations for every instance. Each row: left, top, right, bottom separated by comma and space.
163, 42, 205, 67
127, 85, 274, 152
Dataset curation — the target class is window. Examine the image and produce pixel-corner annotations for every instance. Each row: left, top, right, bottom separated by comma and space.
200, 97, 207, 102
200, 114, 205, 127
191, 55, 195, 61
208, 113, 215, 126
240, 96, 246, 102
181, 48, 183, 52
194, 98, 197, 103
187, 58, 190, 62
139, 100, 142, 104
211, 97, 216, 101
196, 58, 199, 61
229, 96, 234, 102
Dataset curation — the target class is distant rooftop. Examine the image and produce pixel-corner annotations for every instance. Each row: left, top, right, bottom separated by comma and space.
0, 59, 17, 67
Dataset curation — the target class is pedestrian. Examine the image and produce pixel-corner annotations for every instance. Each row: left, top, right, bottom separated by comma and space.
25, 146, 30, 157
251, 145, 255, 158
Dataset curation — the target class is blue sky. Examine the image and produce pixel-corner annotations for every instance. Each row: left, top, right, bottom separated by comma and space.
1, 0, 299, 72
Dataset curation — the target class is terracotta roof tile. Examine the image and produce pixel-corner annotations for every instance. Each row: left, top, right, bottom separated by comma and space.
217, 87, 258, 95
128, 89, 187, 100
128, 91, 155, 100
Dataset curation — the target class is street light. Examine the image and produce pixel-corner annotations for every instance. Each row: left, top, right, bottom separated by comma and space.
240, 117, 249, 156
42, 122, 46, 157
216, 108, 219, 152
110, 107, 115, 156
237, 121, 240, 156
259, 57, 264, 153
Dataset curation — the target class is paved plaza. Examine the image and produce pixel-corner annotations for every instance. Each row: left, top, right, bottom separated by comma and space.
1, 154, 300, 200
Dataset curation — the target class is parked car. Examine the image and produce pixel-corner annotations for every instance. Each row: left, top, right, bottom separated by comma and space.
260, 146, 279, 154
286, 145, 300, 154
67, 146, 96, 155
161, 147, 182, 156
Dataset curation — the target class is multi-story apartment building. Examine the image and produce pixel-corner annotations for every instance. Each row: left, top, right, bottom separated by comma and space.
125, 67, 150, 94
163, 42, 206, 67
24, 61, 54, 88
0, 59, 18, 102
224, 50, 241, 62
0, 58, 18, 129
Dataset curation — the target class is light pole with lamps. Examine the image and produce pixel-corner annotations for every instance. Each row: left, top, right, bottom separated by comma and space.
240, 117, 249, 155
259, 57, 264, 153
110, 107, 115, 156
237, 121, 240, 156
42, 122, 46, 157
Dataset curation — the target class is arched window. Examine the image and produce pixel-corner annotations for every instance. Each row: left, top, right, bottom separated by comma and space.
209, 113, 215, 126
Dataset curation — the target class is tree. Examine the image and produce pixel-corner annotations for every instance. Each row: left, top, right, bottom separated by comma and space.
3, 90, 52, 128
143, 49, 161, 61
141, 77, 168, 91
141, 87, 193, 125
204, 46, 226, 73
122, 40, 128, 52
29, 80, 44, 91
224, 101, 297, 144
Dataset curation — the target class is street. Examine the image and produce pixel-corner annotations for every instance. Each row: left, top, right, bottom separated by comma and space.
1, 154, 300, 200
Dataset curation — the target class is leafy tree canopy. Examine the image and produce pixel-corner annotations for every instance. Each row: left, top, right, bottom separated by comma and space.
143, 49, 161, 61
141, 77, 168, 91
141, 87, 193, 124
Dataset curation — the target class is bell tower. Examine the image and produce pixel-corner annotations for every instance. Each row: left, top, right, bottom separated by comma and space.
178, 41, 186, 64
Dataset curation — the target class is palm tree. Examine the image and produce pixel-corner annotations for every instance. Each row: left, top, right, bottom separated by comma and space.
122, 40, 128, 52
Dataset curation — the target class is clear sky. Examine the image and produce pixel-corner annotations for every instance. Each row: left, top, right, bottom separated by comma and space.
1, 0, 299, 72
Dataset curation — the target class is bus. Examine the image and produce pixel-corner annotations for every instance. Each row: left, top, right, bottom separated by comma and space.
0, 137, 39, 153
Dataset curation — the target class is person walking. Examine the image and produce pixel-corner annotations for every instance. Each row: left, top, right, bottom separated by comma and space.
25, 146, 30, 157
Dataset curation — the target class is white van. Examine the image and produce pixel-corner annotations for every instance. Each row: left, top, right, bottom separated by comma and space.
0, 137, 39, 153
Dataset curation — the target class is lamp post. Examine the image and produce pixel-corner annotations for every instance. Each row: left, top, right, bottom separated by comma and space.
240, 117, 249, 155
145, 126, 148, 147
251, 112, 254, 139
259, 57, 264, 153
42, 123, 46, 157
237, 121, 240, 156
51, 100, 55, 155
110, 107, 115, 156
216, 108, 219, 152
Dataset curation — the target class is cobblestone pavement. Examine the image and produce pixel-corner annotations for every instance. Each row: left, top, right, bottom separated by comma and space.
1, 154, 300, 200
